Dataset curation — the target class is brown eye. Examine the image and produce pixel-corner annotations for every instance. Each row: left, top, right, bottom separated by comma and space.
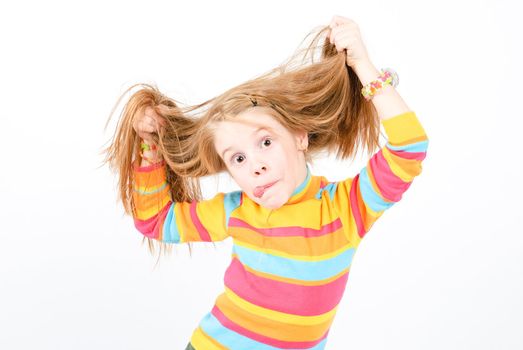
234, 156, 243, 163
263, 138, 272, 147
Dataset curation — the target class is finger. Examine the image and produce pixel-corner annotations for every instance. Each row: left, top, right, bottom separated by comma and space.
138, 132, 153, 142
144, 115, 157, 126
151, 115, 167, 127
146, 115, 165, 131
329, 16, 337, 29
330, 25, 339, 44
156, 104, 170, 114
331, 15, 352, 27
157, 117, 167, 127
335, 33, 352, 47
330, 25, 346, 45
140, 120, 156, 133
144, 106, 157, 117
148, 107, 168, 127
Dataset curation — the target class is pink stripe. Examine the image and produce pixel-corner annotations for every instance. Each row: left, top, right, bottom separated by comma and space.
211, 305, 329, 349
189, 201, 212, 241
224, 257, 349, 316
133, 201, 171, 239
387, 148, 427, 160
349, 174, 366, 238
369, 150, 411, 202
228, 217, 342, 238
133, 159, 165, 172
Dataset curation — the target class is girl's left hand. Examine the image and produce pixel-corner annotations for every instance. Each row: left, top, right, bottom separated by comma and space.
328, 15, 371, 69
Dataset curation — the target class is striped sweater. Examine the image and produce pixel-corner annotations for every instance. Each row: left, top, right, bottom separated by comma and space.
131, 110, 429, 349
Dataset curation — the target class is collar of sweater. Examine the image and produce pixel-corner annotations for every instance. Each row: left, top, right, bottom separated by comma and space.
285, 164, 315, 205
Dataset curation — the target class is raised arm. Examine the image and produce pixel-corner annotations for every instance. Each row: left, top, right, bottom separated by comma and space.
332, 110, 429, 247
132, 159, 239, 243
332, 59, 428, 247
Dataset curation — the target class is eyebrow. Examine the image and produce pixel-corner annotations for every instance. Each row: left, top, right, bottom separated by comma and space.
221, 127, 271, 159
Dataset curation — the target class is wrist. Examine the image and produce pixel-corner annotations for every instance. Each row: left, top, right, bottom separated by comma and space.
353, 60, 381, 86
142, 149, 161, 157
141, 139, 157, 151
140, 143, 163, 165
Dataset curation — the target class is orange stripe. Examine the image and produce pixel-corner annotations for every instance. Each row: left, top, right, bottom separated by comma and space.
230, 225, 349, 256
388, 134, 428, 146
215, 293, 333, 342
132, 185, 171, 211
386, 150, 424, 177
173, 202, 199, 242
352, 178, 372, 234
344, 213, 363, 247
133, 167, 166, 187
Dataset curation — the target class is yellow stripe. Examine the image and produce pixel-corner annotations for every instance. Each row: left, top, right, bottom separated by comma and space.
224, 287, 337, 326
196, 193, 228, 241
190, 327, 227, 350
381, 146, 413, 182
133, 180, 167, 194
362, 168, 385, 217
346, 214, 363, 247
134, 195, 171, 220
239, 198, 323, 228
381, 111, 427, 145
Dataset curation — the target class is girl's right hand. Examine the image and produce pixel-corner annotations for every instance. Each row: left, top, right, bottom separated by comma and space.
133, 106, 166, 143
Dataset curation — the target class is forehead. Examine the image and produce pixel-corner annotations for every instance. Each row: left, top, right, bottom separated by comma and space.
213, 108, 286, 137
212, 107, 290, 152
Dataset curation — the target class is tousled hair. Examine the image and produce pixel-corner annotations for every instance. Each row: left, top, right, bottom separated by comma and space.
101, 25, 379, 265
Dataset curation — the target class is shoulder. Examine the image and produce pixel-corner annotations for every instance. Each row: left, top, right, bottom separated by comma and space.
223, 190, 243, 209
313, 175, 339, 201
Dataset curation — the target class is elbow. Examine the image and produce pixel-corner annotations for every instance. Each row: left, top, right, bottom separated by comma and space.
133, 217, 161, 240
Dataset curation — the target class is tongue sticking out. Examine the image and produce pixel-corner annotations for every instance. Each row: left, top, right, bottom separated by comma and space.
253, 186, 265, 198
254, 181, 276, 198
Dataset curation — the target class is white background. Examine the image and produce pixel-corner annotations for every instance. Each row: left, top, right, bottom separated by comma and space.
1, 0, 522, 349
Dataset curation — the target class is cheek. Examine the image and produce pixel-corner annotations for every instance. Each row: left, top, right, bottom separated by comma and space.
272, 144, 295, 165
270, 143, 289, 159
229, 168, 249, 189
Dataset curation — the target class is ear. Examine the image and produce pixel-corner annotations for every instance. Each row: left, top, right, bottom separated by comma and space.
295, 130, 309, 151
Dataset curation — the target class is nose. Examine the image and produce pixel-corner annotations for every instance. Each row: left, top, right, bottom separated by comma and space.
252, 162, 268, 176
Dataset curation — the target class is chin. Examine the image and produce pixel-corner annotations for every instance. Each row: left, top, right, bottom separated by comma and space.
262, 197, 287, 210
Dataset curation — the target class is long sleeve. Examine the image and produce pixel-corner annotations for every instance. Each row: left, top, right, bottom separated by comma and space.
332, 110, 429, 247
132, 160, 234, 243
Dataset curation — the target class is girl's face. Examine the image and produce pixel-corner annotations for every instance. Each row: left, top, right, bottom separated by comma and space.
213, 107, 308, 210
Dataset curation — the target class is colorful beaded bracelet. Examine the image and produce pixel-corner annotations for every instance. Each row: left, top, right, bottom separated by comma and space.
139, 152, 162, 164
361, 68, 399, 101
140, 141, 157, 151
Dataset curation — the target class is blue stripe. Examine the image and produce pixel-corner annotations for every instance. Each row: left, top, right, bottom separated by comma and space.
315, 182, 337, 200
133, 180, 168, 195
386, 140, 429, 152
162, 204, 181, 243
291, 164, 311, 197
359, 167, 394, 213
224, 191, 242, 228
233, 243, 355, 281
199, 311, 328, 350
325, 183, 337, 200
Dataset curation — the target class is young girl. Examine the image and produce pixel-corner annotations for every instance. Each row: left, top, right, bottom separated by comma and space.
104, 15, 428, 350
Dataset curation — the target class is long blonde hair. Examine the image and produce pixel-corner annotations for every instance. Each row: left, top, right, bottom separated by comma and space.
101, 25, 379, 262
